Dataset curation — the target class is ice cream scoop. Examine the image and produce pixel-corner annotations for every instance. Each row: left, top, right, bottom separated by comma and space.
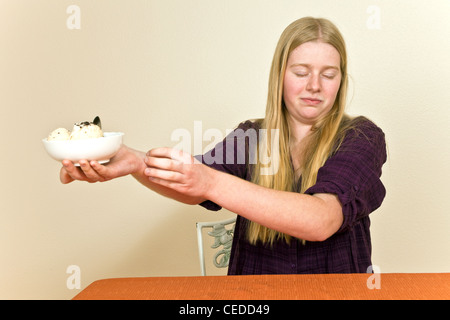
69, 121, 103, 140
47, 128, 71, 141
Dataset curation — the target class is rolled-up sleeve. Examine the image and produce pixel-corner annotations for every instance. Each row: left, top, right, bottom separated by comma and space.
194, 120, 258, 211
304, 119, 387, 233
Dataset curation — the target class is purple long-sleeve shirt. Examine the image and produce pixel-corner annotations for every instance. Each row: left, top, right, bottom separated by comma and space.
195, 117, 386, 274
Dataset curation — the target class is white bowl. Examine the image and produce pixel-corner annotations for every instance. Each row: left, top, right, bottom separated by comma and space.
42, 132, 124, 164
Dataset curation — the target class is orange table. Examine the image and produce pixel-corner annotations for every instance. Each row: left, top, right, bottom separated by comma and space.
73, 273, 450, 300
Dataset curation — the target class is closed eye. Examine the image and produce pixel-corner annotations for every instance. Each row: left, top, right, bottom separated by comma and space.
322, 73, 336, 79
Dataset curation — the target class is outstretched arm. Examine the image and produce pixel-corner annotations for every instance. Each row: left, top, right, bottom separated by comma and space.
61, 145, 343, 241
144, 147, 343, 241
60, 144, 206, 205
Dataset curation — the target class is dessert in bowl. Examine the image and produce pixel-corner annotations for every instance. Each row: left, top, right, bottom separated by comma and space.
42, 116, 124, 165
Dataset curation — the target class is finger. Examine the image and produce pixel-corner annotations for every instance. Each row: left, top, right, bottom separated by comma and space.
147, 175, 176, 189
61, 160, 90, 182
144, 167, 183, 182
147, 174, 189, 196
146, 147, 173, 158
147, 147, 193, 164
89, 160, 113, 180
78, 160, 105, 182
145, 156, 183, 172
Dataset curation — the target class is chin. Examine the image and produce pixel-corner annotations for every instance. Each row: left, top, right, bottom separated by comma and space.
299, 111, 322, 122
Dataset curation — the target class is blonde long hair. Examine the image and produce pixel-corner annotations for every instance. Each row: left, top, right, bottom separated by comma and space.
247, 17, 351, 245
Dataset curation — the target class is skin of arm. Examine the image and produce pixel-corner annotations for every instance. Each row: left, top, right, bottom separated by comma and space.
59, 145, 206, 205
144, 147, 343, 242
60, 145, 343, 241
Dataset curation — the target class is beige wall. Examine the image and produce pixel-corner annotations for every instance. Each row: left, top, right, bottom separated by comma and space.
1, 0, 449, 299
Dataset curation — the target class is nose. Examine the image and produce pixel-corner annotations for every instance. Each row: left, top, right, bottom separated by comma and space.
306, 74, 321, 92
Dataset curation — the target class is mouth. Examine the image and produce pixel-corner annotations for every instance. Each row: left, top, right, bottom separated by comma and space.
301, 97, 322, 106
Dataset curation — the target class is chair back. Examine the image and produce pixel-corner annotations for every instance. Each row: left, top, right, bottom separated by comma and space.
196, 217, 236, 276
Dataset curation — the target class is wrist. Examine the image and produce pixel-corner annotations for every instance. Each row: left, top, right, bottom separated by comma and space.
122, 145, 147, 175
201, 165, 221, 202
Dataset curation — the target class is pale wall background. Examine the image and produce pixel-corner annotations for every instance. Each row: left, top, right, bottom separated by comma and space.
1, 0, 449, 299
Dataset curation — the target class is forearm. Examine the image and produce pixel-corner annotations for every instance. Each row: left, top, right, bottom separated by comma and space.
205, 168, 343, 241
141, 147, 342, 241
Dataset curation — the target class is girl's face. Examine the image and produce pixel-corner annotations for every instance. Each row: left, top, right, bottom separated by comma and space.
283, 41, 342, 126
